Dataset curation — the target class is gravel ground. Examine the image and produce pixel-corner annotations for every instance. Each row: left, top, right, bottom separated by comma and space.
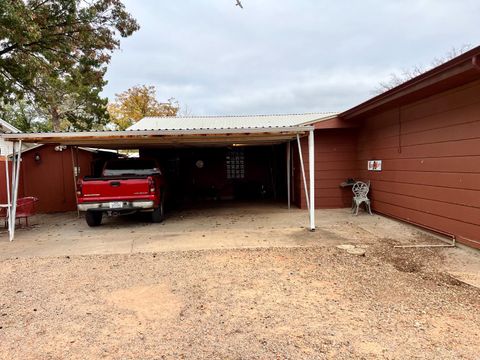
1, 240, 479, 359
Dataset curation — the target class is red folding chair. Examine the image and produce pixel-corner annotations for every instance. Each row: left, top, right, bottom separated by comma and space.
14, 197, 39, 227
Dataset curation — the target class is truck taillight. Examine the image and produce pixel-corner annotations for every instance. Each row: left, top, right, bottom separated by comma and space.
76, 181, 82, 196
148, 177, 155, 193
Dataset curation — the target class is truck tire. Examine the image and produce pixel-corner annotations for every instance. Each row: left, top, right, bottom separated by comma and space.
86, 211, 103, 227
151, 197, 165, 223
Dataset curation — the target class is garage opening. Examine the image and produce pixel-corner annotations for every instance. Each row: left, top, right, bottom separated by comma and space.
140, 144, 289, 209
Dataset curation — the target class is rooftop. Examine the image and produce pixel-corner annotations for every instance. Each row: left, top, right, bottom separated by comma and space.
128, 112, 337, 131
0, 119, 20, 134
0, 113, 327, 148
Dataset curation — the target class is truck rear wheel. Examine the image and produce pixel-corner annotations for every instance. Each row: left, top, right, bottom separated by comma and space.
86, 211, 103, 227
151, 197, 165, 223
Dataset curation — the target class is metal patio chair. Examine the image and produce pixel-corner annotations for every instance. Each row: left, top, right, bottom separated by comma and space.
351, 181, 372, 216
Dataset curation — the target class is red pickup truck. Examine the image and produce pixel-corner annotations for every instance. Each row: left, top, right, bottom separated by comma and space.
77, 158, 166, 227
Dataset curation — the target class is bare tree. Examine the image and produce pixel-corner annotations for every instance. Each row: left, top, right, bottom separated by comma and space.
178, 104, 194, 117
374, 44, 473, 94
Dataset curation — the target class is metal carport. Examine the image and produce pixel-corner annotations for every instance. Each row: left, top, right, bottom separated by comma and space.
1, 113, 328, 240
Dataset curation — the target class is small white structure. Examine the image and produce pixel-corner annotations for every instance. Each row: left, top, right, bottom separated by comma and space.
1, 120, 34, 241
0, 120, 21, 241
0, 119, 21, 158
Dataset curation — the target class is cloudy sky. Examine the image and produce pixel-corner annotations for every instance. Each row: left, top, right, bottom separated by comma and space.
103, 0, 480, 115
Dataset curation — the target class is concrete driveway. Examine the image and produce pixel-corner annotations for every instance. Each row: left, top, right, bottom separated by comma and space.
0, 203, 427, 258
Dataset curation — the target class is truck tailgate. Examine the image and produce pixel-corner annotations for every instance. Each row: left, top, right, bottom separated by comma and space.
79, 177, 151, 202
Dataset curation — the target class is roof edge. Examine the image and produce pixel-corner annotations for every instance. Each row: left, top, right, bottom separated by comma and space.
1, 125, 315, 144
0, 119, 21, 133
140, 112, 337, 120
341, 45, 480, 120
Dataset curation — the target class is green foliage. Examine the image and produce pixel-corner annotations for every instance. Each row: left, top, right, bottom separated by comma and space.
0, 99, 50, 132
0, 0, 139, 130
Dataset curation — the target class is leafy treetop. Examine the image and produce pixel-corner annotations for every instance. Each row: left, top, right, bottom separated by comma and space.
0, 0, 139, 130
108, 85, 179, 130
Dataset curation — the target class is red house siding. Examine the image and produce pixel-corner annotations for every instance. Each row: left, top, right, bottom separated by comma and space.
0, 161, 24, 204
23, 145, 95, 213
0, 161, 8, 203
356, 79, 480, 249
293, 129, 359, 209
0, 145, 95, 213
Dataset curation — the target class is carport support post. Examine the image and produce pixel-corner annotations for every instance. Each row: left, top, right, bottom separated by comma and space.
308, 130, 315, 231
296, 134, 310, 210
8, 140, 16, 239
4, 145, 11, 223
9, 140, 22, 241
71, 146, 80, 218
286, 141, 291, 209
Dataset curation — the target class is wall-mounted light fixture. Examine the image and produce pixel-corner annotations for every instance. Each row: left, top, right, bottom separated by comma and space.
34, 153, 41, 162
54, 145, 67, 152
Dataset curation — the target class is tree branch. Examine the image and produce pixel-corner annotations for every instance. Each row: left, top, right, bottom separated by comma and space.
0, 43, 18, 57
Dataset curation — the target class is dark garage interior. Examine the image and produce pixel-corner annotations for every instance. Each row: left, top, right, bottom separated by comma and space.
141, 144, 289, 209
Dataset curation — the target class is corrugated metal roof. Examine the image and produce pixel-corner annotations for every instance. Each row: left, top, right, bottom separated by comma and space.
128, 113, 337, 131
1, 125, 315, 148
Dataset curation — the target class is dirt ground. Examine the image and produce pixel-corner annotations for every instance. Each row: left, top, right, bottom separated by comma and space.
0, 205, 479, 359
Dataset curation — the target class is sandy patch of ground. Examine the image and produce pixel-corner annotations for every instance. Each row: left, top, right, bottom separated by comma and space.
106, 284, 182, 321
0, 205, 479, 358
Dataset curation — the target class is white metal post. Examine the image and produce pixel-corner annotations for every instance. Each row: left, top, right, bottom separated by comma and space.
286, 141, 291, 209
71, 146, 80, 218
296, 134, 309, 210
9, 140, 22, 241
291, 143, 294, 203
8, 141, 16, 237
308, 130, 315, 231
4, 147, 11, 223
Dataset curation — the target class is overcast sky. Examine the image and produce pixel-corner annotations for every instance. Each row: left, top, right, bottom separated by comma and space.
102, 0, 480, 115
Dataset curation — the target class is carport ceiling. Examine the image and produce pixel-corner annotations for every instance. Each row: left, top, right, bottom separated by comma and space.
2, 126, 314, 149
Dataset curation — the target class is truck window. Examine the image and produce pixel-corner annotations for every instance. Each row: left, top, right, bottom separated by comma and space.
103, 159, 161, 176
